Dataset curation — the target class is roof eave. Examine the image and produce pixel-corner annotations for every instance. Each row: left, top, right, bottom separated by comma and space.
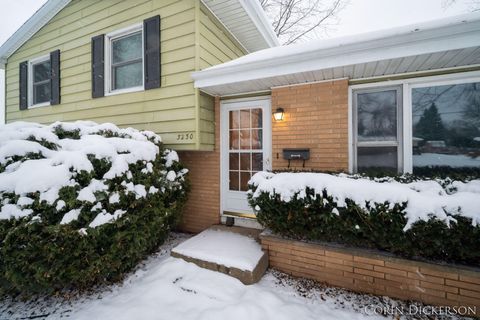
0, 0, 71, 63
239, 0, 280, 48
0, 0, 279, 64
192, 15, 480, 89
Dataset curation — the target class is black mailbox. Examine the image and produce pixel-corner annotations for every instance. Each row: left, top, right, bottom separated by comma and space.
282, 148, 310, 167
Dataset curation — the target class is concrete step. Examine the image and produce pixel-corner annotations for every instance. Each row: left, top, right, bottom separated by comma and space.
171, 226, 268, 285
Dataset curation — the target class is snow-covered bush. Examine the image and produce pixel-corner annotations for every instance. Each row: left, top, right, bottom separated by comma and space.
248, 172, 480, 265
0, 121, 188, 294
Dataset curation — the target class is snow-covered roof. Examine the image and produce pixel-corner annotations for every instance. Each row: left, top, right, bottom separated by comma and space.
0, 0, 279, 67
192, 12, 480, 96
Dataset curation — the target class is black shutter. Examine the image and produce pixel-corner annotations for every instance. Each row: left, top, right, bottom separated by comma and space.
50, 49, 61, 105
91, 34, 105, 98
19, 61, 28, 110
143, 15, 161, 90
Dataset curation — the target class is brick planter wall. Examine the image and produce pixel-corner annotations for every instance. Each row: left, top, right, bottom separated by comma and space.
260, 233, 480, 316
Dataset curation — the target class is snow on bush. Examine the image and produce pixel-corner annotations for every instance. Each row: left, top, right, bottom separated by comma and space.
249, 172, 480, 230
0, 121, 189, 294
248, 172, 480, 265
0, 121, 185, 226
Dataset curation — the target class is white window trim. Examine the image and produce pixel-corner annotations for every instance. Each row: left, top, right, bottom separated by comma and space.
104, 23, 144, 96
27, 54, 51, 109
348, 70, 480, 174
352, 85, 403, 173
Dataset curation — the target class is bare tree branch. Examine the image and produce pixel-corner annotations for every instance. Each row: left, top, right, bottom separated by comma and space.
260, 0, 349, 45
442, 0, 480, 11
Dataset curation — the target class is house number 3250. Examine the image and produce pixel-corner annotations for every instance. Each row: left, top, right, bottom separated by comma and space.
177, 133, 194, 141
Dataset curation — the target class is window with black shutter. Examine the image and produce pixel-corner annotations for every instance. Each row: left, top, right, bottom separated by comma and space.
95, 16, 161, 97
19, 49, 61, 109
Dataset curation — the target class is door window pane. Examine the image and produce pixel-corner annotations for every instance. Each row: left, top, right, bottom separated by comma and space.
240, 153, 250, 171
251, 129, 263, 149
229, 111, 240, 129
252, 153, 263, 171
229, 153, 239, 170
357, 90, 397, 141
229, 130, 239, 150
412, 82, 480, 169
240, 172, 251, 191
239, 130, 250, 149
251, 109, 263, 128
240, 110, 250, 128
229, 171, 239, 191
357, 147, 398, 173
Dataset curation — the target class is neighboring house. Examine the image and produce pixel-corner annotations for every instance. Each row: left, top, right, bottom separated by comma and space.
0, 1, 479, 234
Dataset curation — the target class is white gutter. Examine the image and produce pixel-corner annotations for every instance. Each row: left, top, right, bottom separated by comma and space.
192, 12, 480, 89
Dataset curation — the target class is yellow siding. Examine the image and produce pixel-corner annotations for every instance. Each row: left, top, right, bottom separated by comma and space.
196, 3, 246, 149
5, 0, 246, 150
199, 3, 246, 69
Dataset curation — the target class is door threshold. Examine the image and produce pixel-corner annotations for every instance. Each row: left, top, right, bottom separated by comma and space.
223, 211, 256, 219
220, 213, 263, 230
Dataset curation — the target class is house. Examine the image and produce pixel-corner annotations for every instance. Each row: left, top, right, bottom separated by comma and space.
1, 1, 480, 234
1, 1, 480, 311
0, 0, 278, 232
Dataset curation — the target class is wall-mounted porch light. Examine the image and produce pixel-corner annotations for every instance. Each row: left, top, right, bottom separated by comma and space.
273, 108, 285, 121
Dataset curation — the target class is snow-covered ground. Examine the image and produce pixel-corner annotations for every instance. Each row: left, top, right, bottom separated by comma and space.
0, 233, 469, 320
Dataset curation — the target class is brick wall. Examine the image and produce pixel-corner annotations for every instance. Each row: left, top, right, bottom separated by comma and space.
177, 97, 221, 233
261, 233, 480, 315
271, 80, 349, 171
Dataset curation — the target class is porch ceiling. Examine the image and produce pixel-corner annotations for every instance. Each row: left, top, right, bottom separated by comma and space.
192, 12, 480, 96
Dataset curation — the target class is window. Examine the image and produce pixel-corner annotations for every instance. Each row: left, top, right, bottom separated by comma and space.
228, 108, 263, 191
412, 82, 480, 171
350, 73, 480, 173
28, 55, 51, 107
353, 86, 402, 173
105, 24, 144, 94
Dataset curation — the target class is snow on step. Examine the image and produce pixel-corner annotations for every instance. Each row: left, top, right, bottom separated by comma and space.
172, 229, 263, 271
171, 228, 268, 284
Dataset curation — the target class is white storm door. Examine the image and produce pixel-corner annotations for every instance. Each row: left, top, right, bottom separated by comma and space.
220, 98, 272, 217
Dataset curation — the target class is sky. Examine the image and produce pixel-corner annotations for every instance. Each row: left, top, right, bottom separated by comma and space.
0, 0, 475, 47
324, 0, 473, 39
0, 0, 477, 123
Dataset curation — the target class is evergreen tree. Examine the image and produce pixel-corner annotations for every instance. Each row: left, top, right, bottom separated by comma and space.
415, 103, 447, 141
